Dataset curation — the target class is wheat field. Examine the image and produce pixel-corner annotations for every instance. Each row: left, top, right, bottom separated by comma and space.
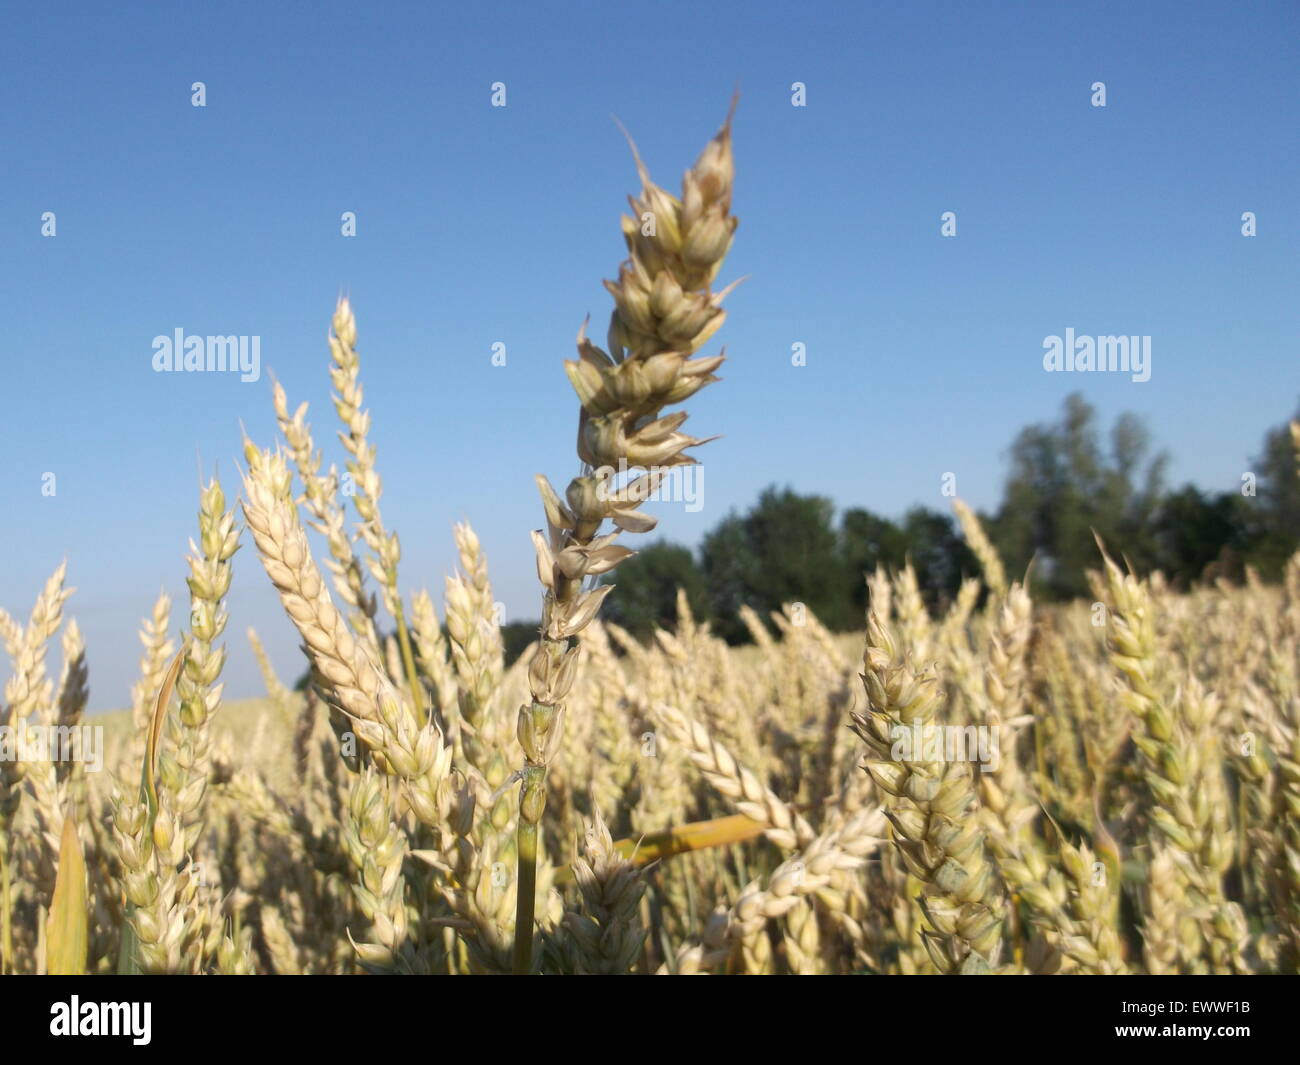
3, 108, 1299, 977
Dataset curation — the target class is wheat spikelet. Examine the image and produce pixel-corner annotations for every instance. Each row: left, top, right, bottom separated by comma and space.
163, 476, 239, 852
240, 446, 451, 806
652, 703, 813, 851
555, 807, 646, 973
851, 611, 1004, 973
1098, 544, 1246, 971
952, 499, 1007, 598
273, 375, 382, 662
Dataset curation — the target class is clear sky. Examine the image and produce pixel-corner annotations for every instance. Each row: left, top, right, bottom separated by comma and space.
2, 1, 1297, 711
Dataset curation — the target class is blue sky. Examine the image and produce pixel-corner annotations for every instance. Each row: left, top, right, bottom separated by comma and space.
2, 1, 1296, 711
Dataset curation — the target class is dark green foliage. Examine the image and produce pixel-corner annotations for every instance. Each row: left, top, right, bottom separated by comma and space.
502, 620, 542, 667
589, 396, 1300, 646
700, 487, 854, 641
987, 394, 1167, 599
1240, 410, 1300, 578
598, 541, 712, 639
307, 396, 1300, 671
1151, 486, 1251, 584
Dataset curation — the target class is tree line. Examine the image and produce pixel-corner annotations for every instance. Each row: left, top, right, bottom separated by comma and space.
587, 392, 1300, 644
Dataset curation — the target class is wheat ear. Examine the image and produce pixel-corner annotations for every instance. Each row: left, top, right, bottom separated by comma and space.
326, 299, 424, 714
851, 611, 1004, 973
240, 445, 451, 809
513, 103, 739, 972
653, 703, 814, 850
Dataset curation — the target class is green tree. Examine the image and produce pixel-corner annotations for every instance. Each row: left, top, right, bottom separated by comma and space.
900, 506, 979, 607
501, 620, 543, 667
599, 540, 710, 639
698, 513, 759, 642
1151, 486, 1250, 585
840, 508, 908, 616
701, 486, 851, 640
1242, 404, 1300, 578
990, 393, 1165, 598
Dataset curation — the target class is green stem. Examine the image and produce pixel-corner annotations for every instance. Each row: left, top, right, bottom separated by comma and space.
393, 606, 425, 726
0, 829, 12, 975
1237, 785, 1249, 912
513, 812, 539, 973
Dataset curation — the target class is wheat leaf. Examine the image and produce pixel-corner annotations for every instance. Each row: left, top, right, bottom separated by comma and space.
46, 814, 88, 975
